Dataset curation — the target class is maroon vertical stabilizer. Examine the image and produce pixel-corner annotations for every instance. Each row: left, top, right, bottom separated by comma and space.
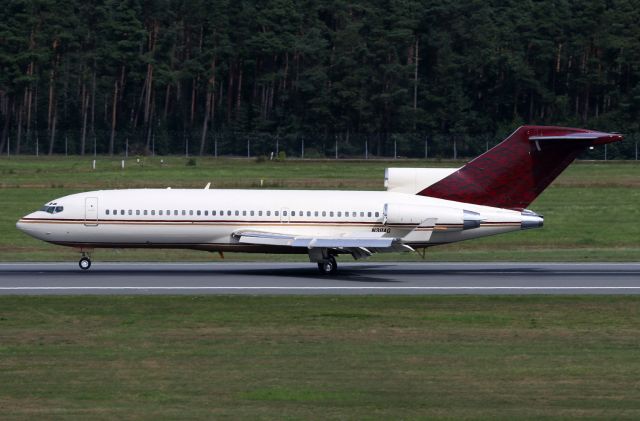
418, 126, 623, 210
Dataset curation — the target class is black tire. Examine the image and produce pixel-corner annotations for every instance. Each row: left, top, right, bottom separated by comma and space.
329, 257, 338, 274
79, 257, 91, 271
317, 258, 338, 275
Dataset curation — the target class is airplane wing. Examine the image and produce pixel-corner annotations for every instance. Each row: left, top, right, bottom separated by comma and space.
233, 229, 395, 248
233, 229, 414, 260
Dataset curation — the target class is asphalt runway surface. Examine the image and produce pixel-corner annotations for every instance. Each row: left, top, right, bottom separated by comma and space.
0, 262, 639, 295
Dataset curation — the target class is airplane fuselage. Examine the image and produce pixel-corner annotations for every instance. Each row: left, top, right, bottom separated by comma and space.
17, 188, 535, 253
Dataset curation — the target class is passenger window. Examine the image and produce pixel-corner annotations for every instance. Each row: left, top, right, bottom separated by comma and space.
360, 212, 364, 217
212, 210, 217, 216
197, 210, 201, 216
307, 211, 311, 217
375, 212, 379, 217
128, 210, 132, 215
266, 211, 271, 216
291, 211, 295, 216
204, 210, 208, 216
352, 212, 356, 217
113, 209, 117, 215
189, 210, 194, 216
368, 212, 372, 217
337, 211, 341, 217
151, 210, 155, 215
242, 210, 246, 216
315, 211, 319, 217
182, 210, 186, 216
235, 210, 239, 216
258, 211, 262, 216
227, 211, 231, 216
174, 210, 178, 215
275, 211, 279, 216
330, 211, 334, 217
322, 211, 326, 217
106, 209, 110, 215
159, 210, 163, 216
250, 210, 254, 216
136, 210, 140, 215
283, 211, 288, 216
144, 210, 148, 215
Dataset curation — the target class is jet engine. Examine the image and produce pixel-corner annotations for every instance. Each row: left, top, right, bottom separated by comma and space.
383, 203, 483, 230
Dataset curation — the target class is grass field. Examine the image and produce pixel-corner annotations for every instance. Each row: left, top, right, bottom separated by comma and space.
0, 296, 639, 418
1, 156, 639, 262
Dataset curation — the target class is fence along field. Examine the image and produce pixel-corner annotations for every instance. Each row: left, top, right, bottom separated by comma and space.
3, 130, 640, 160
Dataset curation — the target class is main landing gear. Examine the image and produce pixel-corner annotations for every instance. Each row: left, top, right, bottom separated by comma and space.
317, 256, 338, 275
79, 253, 92, 270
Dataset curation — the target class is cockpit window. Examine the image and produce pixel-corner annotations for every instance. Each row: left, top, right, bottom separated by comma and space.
40, 205, 64, 214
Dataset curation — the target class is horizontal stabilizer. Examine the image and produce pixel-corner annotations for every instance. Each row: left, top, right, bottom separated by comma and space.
529, 131, 621, 144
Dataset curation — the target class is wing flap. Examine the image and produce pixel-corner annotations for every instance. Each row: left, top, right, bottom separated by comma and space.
401, 217, 437, 243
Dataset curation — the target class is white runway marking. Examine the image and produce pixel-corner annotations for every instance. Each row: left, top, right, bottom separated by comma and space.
0, 286, 639, 291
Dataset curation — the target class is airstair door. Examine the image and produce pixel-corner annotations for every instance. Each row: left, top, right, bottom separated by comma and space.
84, 197, 99, 226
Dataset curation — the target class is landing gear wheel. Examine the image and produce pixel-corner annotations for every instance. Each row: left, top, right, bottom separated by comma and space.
79, 256, 91, 271
317, 257, 338, 275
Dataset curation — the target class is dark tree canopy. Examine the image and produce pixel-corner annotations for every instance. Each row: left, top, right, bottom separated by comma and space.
1, 0, 639, 157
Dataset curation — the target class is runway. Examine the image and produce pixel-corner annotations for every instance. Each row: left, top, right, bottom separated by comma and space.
0, 262, 638, 295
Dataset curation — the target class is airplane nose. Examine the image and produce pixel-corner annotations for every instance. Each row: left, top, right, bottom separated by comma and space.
16, 213, 40, 238
16, 218, 27, 233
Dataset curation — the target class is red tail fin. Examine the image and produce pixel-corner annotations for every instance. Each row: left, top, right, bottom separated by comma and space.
418, 126, 623, 210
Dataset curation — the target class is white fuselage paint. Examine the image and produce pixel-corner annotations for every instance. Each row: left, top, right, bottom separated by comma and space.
17, 189, 528, 253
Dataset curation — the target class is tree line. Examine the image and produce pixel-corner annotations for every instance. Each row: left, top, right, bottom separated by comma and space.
1, 0, 640, 157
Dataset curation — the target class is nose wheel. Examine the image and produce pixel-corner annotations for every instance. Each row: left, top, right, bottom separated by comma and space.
317, 257, 337, 275
79, 256, 92, 270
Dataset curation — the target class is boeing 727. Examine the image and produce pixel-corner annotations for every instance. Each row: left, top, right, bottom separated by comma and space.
16, 126, 623, 274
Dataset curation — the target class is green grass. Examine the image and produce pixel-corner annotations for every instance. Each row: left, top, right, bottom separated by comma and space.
1, 156, 639, 262
1, 296, 640, 418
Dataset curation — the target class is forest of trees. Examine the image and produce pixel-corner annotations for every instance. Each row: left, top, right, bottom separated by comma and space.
2, 0, 640, 158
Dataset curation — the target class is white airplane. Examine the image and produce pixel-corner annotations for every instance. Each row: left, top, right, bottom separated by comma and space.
17, 126, 622, 274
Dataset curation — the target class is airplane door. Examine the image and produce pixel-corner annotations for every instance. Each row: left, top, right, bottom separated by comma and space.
84, 197, 99, 226
280, 207, 290, 223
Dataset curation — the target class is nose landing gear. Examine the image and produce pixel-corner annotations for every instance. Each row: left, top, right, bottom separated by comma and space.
79, 254, 92, 270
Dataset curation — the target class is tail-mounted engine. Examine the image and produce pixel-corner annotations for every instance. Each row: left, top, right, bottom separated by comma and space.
383, 203, 483, 231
